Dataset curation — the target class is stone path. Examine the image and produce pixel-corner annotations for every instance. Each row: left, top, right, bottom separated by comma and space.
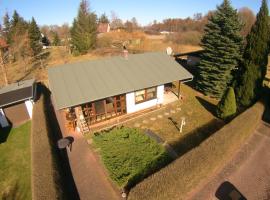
131, 106, 183, 159
187, 123, 270, 200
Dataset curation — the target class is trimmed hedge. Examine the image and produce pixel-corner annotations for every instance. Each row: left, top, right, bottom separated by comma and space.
31, 93, 62, 199
128, 101, 264, 200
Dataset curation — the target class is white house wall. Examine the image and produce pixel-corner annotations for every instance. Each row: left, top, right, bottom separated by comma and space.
0, 108, 9, 127
126, 85, 164, 114
25, 100, 33, 119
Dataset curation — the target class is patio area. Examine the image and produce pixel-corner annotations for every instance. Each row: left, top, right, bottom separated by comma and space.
120, 84, 225, 154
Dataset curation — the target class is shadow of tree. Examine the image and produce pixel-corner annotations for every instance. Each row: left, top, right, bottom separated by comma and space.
262, 87, 270, 123
1, 181, 21, 200
196, 96, 217, 116
38, 84, 80, 200
171, 119, 225, 156
18, 51, 51, 82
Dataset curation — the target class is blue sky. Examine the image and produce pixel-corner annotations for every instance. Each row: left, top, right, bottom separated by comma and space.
0, 0, 262, 26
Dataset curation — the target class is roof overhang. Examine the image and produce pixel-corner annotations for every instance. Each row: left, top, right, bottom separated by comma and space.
48, 52, 193, 110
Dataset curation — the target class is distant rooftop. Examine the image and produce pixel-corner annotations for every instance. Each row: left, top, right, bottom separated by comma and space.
0, 38, 8, 48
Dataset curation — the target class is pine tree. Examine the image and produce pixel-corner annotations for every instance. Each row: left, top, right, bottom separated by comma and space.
28, 17, 42, 56
99, 13, 109, 23
70, 0, 97, 54
236, 0, 270, 107
216, 87, 237, 120
9, 10, 29, 46
52, 32, 60, 46
3, 13, 11, 44
196, 0, 243, 98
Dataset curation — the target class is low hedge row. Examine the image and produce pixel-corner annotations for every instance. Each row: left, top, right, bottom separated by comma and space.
31, 93, 62, 199
128, 101, 264, 200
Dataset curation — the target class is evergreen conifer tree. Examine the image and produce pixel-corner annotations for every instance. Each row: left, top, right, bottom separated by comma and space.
196, 0, 243, 98
70, 0, 97, 54
28, 17, 42, 56
99, 13, 109, 23
52, 32, 60, 46
3, 13, 11, 44
236, 0, 270, 107
216, 87, 237, 120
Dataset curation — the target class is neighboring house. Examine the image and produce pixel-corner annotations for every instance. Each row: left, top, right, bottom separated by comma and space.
48, 52, 193, 133
160, 31, 172, 35
174, 50, 205, 67
97, 23, 111, 33
0, 38, 8, 50
0, 79, 36, 128
0, 38, 9, 58
41, 33, 50, 49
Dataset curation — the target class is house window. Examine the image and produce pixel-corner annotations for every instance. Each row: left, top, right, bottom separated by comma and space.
135, 87, 157, 104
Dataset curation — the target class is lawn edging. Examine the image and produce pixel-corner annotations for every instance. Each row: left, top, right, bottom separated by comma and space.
128, 101, 265, 200
31, 93, 62, 200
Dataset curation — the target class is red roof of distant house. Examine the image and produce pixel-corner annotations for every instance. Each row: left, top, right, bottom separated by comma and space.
97, 23, 110, 33
0, 38, 8, 48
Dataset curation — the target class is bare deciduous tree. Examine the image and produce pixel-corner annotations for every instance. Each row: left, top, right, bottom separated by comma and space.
238, 7, 256, 37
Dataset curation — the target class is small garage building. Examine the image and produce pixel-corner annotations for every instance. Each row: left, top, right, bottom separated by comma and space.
0, 79, 36, 127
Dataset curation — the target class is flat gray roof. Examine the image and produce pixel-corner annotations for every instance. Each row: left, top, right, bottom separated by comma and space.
0, 79, 35, 107
48, 52, 193, 110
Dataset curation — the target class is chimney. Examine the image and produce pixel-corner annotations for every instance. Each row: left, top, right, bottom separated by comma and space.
123, 45, 128, 60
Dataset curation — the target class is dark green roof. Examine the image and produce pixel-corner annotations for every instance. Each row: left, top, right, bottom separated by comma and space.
48, 52, 193, 110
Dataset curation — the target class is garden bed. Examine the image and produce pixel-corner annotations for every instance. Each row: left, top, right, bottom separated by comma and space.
92, 127, 172, 188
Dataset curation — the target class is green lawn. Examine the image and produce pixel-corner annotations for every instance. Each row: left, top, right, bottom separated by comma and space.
92, 127, 171, 188
0, 122, 31, 199
125, 84, 225, 155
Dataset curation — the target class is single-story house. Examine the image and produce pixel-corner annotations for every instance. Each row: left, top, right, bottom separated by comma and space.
48, 52, 193, 133
0, 79, 36, 127
97, 23, 110, 33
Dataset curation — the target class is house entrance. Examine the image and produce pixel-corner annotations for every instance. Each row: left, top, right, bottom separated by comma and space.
82, 94, 126, 125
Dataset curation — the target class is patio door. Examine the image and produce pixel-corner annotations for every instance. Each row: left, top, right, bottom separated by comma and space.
114, 95, 126, 115
83, 94, 127, 125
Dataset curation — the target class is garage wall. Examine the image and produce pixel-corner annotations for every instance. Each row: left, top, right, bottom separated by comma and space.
3, 102, 30, 127
126, 85, 164, 114
0, 109, 9, 127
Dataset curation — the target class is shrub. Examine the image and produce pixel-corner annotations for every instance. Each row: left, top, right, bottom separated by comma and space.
128, 101, 264, 200
93, 127, 172, 189
216, 87, 237, 120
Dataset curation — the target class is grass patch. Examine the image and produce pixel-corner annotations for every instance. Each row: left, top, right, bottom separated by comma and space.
124, 84, 224, 155
0, 122, 31, 200
128, 101, 264, 200
92, 127, 171, 188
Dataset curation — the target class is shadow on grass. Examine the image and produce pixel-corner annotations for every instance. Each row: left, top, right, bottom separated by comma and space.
1, 181, 21, 200
18, 51, 50, 82
171, 119, 225, 156
0, 125, 12, 143
196, 96, 217, 116
262, 87, 270, 124
39, 84, 80, 200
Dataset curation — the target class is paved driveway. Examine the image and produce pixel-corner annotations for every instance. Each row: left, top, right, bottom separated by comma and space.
188, 123, 270, 200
